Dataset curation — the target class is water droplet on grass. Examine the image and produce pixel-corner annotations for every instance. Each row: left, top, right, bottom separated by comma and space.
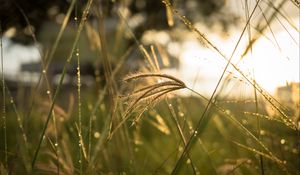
178, 146, 183, 152
260, 130, 266, 135
94, 132, 100, 138
178, 111, 184, 117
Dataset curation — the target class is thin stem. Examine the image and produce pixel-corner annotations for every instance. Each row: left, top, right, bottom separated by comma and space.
165, 98, 197, 175
163, 0, 296, 130
31, 0, 94, 169
171, 1, 262, 173
0, 21, 8, 170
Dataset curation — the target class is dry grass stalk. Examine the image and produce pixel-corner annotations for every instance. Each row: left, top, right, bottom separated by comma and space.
108, 72, 186, 140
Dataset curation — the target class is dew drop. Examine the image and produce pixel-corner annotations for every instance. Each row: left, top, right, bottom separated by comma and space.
292, 148, 298, 154
178, 146, 183, 152
260, 130, 265, 135
186, 159, 191, 164
94, 132, 100, 139
76, 52, 79, 56
168, 104, 172, 107
42, 69, 46, 74
74, 17, 78, 21
46, 90, 50, 95
131, 121, 136, 127
242, 119, 248, 125
178, 111, 184, 117
54, 143, 58, 147
280, 139, 286, 144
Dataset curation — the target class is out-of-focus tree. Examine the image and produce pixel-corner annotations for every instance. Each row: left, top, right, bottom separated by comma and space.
0, 0, 230, 43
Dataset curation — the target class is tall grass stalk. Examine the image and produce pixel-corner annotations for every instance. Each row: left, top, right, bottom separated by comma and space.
164, 0, 297, 130
5, 9, 73, 171
108, 73, 186, 140
141, 47, 199, 174
185, 87, 286, 168
0, 21, 8, 170
31, 0, 94, 169
170, 0, 263, 173
6, 85, 32, 172
24, 0, 76, 125
148, 45, 199, 174
253, 78, 265, 175
242, 0, 288, 57
15, 4, 66, 172
289, 0, 300, 8
265, 0, 299, 32
1, 0, 298, 174
245, 0, 265, 173
87, 47, 133, 169
74, 1, 84, 173
6, 85, 27, 145
166, 99, 198, 175
244, 0, 281, 58
96, 7, 115, 104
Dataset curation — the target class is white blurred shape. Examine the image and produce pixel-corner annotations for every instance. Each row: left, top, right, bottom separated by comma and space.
0, 37, 41, 82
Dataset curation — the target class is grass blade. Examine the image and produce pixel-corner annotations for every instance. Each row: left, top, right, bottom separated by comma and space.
31, 0, 94, 169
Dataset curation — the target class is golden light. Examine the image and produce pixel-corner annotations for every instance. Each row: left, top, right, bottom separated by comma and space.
163, 17, 299, 98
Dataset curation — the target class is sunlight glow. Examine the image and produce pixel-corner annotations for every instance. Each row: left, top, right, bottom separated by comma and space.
240, 29, 299, 93
163, 18, 299, 97
158, 0, 300, 98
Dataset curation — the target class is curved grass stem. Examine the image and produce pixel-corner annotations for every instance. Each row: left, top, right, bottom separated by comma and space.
31, 0, 94, 169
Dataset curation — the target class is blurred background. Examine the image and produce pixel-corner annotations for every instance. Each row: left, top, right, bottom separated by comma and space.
0, 0, 299, 96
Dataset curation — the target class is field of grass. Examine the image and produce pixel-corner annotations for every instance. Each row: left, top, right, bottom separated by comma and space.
0, 0, 299, 174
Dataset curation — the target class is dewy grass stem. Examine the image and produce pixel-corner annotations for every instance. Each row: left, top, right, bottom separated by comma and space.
163, 0, 296, 130
171, 0, 262, 173
31, 0, 94, 169
0, 21, 8, 170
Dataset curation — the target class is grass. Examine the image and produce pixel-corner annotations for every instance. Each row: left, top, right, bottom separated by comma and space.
0, 0, 299, 174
